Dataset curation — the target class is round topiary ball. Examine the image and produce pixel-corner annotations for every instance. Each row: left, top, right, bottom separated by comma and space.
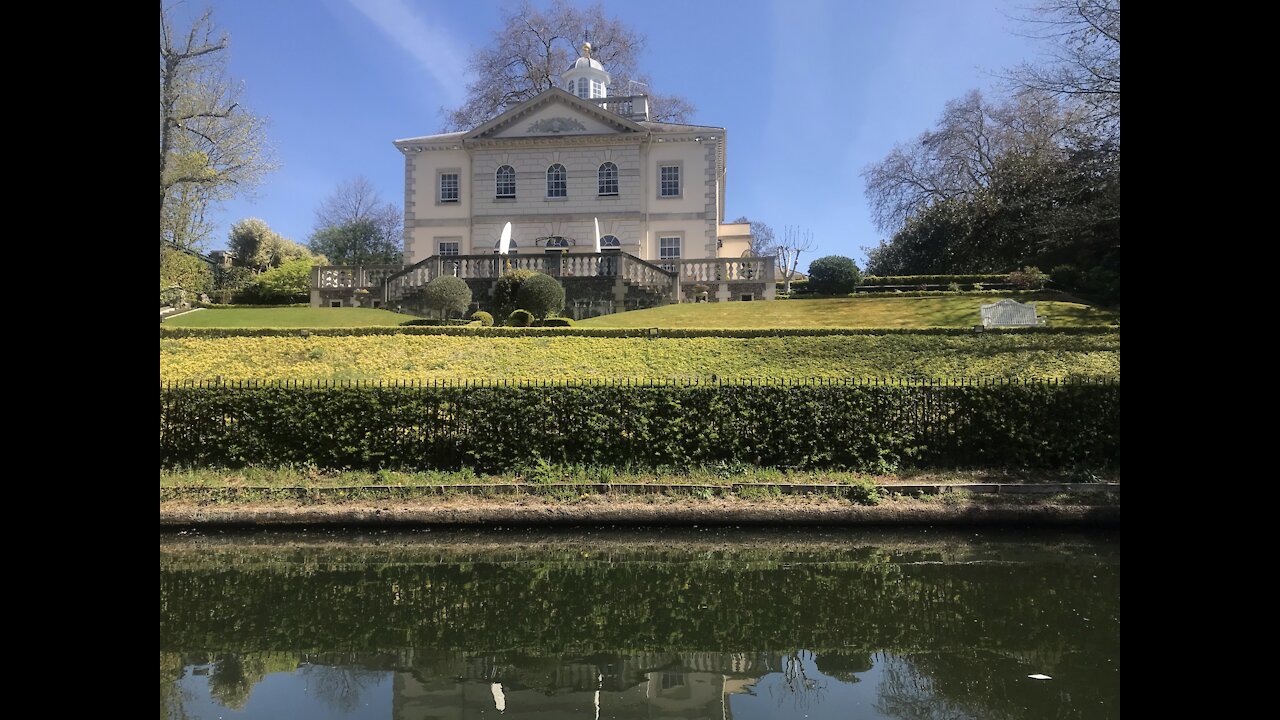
515, 273, 566, 319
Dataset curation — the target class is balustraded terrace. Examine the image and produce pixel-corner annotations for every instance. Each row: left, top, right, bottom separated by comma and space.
312, 253, 775, 315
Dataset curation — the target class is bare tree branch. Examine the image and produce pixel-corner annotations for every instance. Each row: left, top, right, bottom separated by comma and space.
442, 0, 693, 131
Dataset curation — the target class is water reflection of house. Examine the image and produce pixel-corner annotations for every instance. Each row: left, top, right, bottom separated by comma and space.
393, 652, 772, 720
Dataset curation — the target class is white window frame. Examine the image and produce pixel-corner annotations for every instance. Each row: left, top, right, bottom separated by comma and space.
598, 162, 618, 196
495, 165, 516, 199
659, 235, 681, 260
600, 235, 621, 251
658, 164, 681, 199
437, 240, 460, 256
437, 170, 460, 204
546, 163, 567, 198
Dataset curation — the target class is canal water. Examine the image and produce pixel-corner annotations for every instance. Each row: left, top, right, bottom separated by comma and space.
160, 527, 1119, 719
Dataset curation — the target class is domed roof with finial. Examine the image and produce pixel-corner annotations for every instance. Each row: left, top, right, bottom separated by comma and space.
561, 41, 609, 98
568, 42, 604, 72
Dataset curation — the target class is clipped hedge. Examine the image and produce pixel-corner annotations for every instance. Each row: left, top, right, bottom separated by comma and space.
190, 302, 310, 310
861, 275, 1010, 286
161, 324, 1118, 339
160, 379, 1119, 471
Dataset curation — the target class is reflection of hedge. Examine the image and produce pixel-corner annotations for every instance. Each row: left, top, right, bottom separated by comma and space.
160, 379, 1119, 470
159, 539, 1120, 657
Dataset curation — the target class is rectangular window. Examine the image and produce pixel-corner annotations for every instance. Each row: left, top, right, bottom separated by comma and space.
438, 241, 459, 256
659, 165, 680, 197
659, 236, 681, 260
329, 300, 343, 308
740, 293, 754, 302
439, 173, 459, 202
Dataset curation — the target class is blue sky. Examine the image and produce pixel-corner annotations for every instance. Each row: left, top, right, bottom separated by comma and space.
166, 0, 1042, 268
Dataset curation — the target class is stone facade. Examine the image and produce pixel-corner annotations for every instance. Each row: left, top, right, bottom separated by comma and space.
394, 87, 745, 270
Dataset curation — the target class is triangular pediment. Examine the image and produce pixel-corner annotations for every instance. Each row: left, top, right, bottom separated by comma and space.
465, 88, 646, 140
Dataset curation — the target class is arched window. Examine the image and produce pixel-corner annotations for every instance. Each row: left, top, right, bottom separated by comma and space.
600, 235, 621, 251
493, 238, 519, 254
546, 164, 567, 197
495, 165, 515, 198
598, 162, 618, 195
545, 237, 571, 247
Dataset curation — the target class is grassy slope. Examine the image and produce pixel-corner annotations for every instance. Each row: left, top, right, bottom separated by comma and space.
160, 332, 1120, 382
577, 295, 1119, 329
164, 307, 419, 328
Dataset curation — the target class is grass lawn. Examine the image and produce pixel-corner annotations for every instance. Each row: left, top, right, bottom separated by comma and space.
577, 294, 1119, 329
163, 307, 419, 328
160, 332, 1120, 382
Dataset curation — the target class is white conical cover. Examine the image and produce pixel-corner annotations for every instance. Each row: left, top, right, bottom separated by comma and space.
499, 222, 512, 255
594, 218, 601, 254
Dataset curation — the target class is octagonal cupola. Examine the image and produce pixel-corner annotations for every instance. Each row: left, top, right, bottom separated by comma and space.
561, 42, 610, 100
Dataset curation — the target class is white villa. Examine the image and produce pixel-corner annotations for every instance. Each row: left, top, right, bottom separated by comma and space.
312, 44, 773, 315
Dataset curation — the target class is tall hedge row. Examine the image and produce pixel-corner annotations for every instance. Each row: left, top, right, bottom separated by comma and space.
160, 380, 1119, 471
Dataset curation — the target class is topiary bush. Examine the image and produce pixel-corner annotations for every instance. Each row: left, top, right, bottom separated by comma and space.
507, 308, 534, 327
1008, 266, 1048, 290
807, 256, 863, 295
470, 310, 494, 327
493, 269, 537, 318
515, 272, 566, 319
420, 275, 473, 320
540, 317, 574, 327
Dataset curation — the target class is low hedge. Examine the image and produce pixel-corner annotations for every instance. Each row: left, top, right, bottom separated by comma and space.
402, 318, 474, 327
160, 379, 1120, 471
191, 302, 310, 310
160, 325, 1118, 339
861, 275, 1010, 286
784, 289, 1056, 300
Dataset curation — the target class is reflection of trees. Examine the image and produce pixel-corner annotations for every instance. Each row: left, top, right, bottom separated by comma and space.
301, 663, 383, 714
770, 650, 828, 711
159, 652, 189, 720
874, 653, 985, 720
813, 650, 872, 683
205, 652, 299, 711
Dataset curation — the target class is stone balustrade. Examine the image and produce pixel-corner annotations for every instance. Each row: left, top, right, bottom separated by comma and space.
312, 252, 775, 311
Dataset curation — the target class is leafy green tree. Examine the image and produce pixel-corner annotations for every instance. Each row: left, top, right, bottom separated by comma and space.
807, 256, 862, 295
516, 273, 566, 319
864, 149, 1119, 277
227, 218, 311, 272
160, 245, 212, 296
251, 258, 315, 302
308, 219, 402, 266
420, 276, 473, 319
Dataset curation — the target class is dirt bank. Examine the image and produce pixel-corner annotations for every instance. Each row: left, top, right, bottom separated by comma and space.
161, 494, 1119, 527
